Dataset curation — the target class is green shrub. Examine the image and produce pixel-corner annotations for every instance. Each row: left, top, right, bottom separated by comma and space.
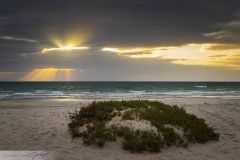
122, 110, 135, 120
68, 100, 219, 152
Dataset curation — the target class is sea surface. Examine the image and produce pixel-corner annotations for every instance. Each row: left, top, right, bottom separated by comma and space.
0, 82, 239, 100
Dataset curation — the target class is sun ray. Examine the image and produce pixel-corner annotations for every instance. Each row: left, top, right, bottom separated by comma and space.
21, 68, 77, 81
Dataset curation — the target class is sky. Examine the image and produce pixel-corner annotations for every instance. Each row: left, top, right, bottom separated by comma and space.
0, 0, 240, 81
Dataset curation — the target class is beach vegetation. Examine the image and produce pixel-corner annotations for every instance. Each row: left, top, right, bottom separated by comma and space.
68, 100, 219, 152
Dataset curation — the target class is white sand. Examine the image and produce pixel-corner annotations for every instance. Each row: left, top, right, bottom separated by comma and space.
0, 98, 240, 160
106, 109, 158, 133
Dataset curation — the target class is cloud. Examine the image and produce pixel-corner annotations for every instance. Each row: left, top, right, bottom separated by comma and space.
203, 19, 240, 46
203, 43, 240, 50
204, 31, 233, 39
0, 36, 38, 43
42, 46, 89, 53
101, 47, 172, 55
1, 0, 240, 47
1, 0, 240, 81
221, 20, 240, 28
208, 54, 227, 58
102, 43, 240, 70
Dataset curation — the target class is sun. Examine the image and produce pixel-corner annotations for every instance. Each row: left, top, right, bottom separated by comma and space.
42, 44, 89, 53
63, 45, 75, 50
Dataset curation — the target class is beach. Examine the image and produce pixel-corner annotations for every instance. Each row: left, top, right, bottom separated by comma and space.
0, 98, 239, 160
1, 0, 240, 159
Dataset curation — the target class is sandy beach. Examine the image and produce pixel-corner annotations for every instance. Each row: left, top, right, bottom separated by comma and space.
0, 98, 240, 160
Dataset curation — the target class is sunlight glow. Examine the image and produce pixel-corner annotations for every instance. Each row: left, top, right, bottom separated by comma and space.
102, 47, 174, 54
102, 47, 150, 53
42, 45, 89, 53
102, 44, 240, 69
21, 68, 78, 81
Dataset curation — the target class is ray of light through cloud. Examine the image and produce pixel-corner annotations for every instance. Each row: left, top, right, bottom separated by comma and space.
21, 68, 79, 81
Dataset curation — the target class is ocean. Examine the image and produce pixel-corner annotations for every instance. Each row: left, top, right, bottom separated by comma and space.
0, 82, 239, 100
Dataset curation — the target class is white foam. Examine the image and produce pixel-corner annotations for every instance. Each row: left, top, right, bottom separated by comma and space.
194, 85, 207, 88
0, 90, 239, 100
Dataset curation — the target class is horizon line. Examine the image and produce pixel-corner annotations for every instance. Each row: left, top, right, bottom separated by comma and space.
0, 81, 239, 83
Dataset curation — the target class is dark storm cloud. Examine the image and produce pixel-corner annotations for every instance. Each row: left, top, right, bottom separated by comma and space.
0, 0, 240, 80
1, 0, 240, 48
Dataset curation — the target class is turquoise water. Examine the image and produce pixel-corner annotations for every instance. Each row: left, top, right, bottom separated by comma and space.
0, 82, 239, 100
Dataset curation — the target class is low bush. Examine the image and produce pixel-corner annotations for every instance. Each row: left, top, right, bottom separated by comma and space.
68, 100, 219, 152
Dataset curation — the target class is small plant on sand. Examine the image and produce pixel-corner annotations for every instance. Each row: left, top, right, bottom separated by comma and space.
68, 100, 219, 153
